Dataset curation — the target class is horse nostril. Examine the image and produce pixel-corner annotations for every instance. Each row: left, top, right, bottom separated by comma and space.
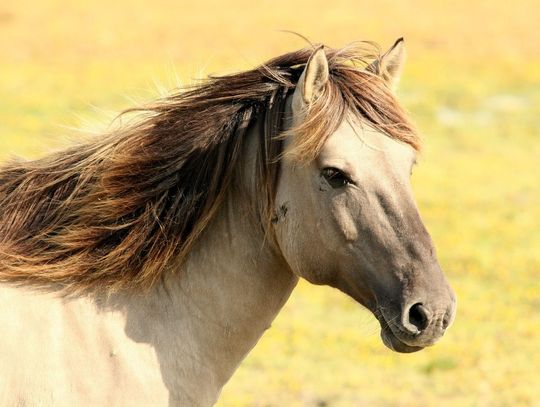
442, 314, 450, 329
408, 303, 430, 332
442, 304, 455, 330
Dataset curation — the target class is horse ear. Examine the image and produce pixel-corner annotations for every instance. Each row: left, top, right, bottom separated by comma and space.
294, 46, 329, 109
367, 38, 406, 91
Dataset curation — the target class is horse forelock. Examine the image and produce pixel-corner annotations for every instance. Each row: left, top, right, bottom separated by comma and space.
0, 42, 420, 293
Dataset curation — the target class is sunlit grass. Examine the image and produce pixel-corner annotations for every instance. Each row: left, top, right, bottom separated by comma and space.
1, 0, 539, 405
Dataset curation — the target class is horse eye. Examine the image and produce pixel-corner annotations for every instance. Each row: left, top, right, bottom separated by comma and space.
321, 167, 351, 188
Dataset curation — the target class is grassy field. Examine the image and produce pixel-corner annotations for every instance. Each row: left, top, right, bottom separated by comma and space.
1, 0, 540, 405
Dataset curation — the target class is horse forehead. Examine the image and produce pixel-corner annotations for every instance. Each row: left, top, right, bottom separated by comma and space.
321, 120, 416, 166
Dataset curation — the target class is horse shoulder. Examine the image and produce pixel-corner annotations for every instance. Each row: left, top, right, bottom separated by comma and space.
0, 285, 169, 406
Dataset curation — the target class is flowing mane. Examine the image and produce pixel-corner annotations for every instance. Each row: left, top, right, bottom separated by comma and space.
0, 43, 419, 293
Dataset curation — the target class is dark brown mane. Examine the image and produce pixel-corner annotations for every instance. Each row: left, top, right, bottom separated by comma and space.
0, 42, 419, 293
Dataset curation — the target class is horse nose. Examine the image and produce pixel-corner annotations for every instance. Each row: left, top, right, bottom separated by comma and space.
402, 302, 431, 334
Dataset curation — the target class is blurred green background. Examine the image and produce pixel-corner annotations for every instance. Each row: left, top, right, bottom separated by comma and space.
1, 0, 539, 405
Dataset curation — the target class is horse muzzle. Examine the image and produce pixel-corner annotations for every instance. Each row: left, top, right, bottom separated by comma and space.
375, 297, 457, 353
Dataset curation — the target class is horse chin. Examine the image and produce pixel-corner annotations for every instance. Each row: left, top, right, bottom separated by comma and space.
375, 312, 425, 353
380, 328, 424, 353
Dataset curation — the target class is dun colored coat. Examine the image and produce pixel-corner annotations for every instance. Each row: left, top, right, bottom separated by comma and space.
0, 39, 455, 406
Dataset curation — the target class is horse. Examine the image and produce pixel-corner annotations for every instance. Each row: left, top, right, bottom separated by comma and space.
0, 38, 456, 406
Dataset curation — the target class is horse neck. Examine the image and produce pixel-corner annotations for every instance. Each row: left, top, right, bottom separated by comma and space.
107, 119, 298, 404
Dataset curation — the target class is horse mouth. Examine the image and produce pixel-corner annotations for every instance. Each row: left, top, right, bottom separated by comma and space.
379, 324, 424, 353
375, 311, 425, 353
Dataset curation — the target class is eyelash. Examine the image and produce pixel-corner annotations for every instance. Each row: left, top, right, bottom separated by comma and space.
321, 167, 353, 188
